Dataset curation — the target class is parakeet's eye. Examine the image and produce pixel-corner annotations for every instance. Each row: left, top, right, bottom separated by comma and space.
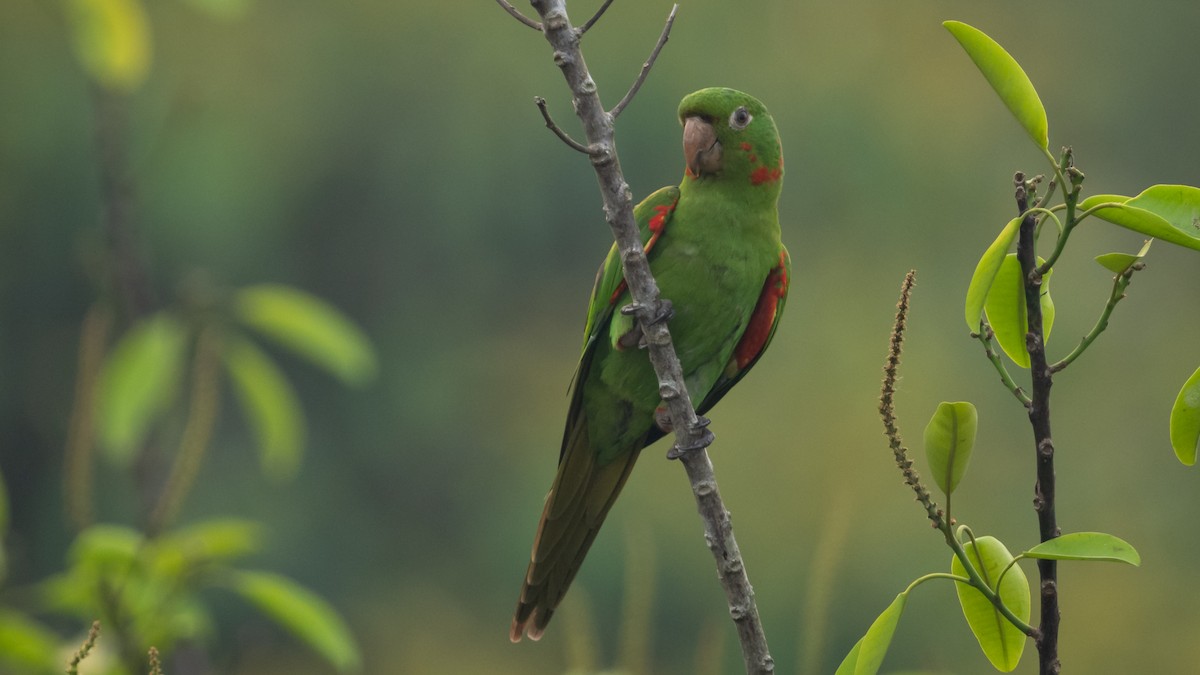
729, 107, 752, 130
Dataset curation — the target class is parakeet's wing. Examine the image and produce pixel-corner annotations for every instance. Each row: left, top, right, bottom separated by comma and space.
512, 186, 680, 642
695, 245, 791, 415
579, 186, 681, 353
561, 185, 680, 458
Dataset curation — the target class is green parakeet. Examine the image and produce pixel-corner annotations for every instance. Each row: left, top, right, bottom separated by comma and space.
510, 88, 791, 642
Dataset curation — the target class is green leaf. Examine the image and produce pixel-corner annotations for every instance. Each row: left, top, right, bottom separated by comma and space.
234, 284, 378, 387
1095, 239, 1152, 274
69, 524, 144, 568
951, 536, 1030, 672
160, 518, 263, 561
96, 313, 187, 463
1126, 185, 1200, 236
1024, 532, 1140, 565
63, 0, 152, 91
853, 593, 908, 675
1084, 186, 1200, 252
227, 570, 362, 673
150, 519, 264, 577
1171, 363, 1200, 466
965, 216, 1022, 331
834, 639, 863, 675
0, 610, 61, 674
923, 402, 978, 496
983, 254, 1055, 368
943, 21, 1048, 150
224, 336, 305, 480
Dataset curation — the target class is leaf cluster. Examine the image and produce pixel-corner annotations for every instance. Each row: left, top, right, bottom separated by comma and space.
844, 21, 1197, 673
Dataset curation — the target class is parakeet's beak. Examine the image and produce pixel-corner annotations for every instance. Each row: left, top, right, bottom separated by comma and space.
683, 116, 722, 177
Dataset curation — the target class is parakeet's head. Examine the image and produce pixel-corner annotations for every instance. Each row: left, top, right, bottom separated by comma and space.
677, 88, 783, 194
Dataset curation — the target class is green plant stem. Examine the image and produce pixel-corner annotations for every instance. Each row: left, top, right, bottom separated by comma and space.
974, 322, 1031, 406
1050, 267, 1138, 373
995, 554, 1027, 598
1074, 201, 1130, 223
939, 524, 1038, 637
1034, 150, 1081, 277
904, 572, 970, 595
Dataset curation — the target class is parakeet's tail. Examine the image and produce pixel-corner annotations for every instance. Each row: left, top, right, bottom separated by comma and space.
510, 419, 644, 642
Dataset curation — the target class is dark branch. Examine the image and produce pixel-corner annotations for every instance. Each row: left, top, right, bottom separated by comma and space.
494, 0, 542, 30
1015, 171, 1061, 675
577, 0, 615, 34
534, 96, 592, 154
610, 4, 678, 120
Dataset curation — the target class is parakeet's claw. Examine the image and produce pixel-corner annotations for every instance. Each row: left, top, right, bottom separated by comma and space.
646, 298, 675, 325
666, 423, 715, 459
620, 298, 675, 326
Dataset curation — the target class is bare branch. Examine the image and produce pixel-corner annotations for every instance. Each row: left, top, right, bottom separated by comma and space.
578, 0, 615, 34
534, 96, 592, 154
610, 4, 678, 120
494, 0, 542, 30
520, 1, 774, 671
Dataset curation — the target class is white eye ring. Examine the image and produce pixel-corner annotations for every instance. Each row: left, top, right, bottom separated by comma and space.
729, 106, 752, 130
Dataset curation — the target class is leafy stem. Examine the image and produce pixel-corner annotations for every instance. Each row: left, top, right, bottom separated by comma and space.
1050, 263, 1141, 374
973, 322, 1031, 406
904, 572, 970, 595
1034, 149, 1082, 277
941, 525, 1038, 637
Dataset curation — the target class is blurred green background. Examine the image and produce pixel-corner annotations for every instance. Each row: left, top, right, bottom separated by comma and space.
2, 0, 1200, 673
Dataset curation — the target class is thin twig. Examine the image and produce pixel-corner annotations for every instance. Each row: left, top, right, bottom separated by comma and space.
534, 97, 592, 154
577, 0, 615, 34
521, 1, 773, 671
91, 86, 154, 321
64, 304, 112, 530
972, 323, 1031, 407
494, 0, 542, 30
1050, 264, 1140, 374
147, 328, 221, 534
610, 4, 678, 119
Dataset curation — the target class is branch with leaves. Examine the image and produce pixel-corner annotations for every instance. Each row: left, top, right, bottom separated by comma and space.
498, 1, 773, 672
840, 19, 1200, 675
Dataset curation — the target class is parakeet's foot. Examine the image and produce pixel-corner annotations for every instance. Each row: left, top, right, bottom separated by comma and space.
666, 416, 714, 459
620, 298, 675, 325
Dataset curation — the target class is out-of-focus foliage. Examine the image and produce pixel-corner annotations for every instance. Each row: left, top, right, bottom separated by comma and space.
96, 312, 186, 462
62, 0, 151, 91
3, 0, 1200, 673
